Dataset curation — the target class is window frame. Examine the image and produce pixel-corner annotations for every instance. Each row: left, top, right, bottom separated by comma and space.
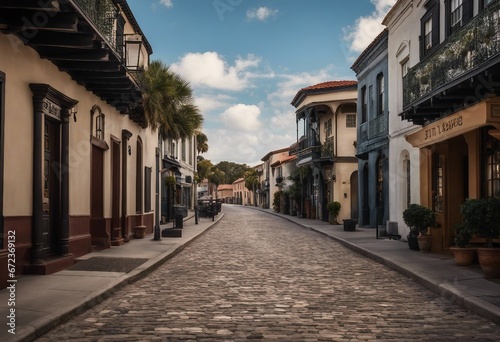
361, 86, 367, 123
377, 73, 385, 116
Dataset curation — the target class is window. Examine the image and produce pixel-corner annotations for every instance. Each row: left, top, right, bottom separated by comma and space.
421, 0, 439, 57
346, 114, 356, 128
451, 0, 463, 32
432, 153, 443, 213
424, 18, 433, 51
486, 138, 500, 197
377, 74, 385, 116
324, 118, 332, 136
406, 157, 411, 209
181, 138, 186, 161
402, 59, 409, 78
95, 112, 105, 140
361, 86, 367, 123
448, 0, 473, 36
189, 137, 193, 165
145, 167, 151, 212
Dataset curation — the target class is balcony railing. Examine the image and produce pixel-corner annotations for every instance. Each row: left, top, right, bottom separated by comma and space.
321, 137, 334, 158
403, 0, 500, 108
73, 0, 119, 54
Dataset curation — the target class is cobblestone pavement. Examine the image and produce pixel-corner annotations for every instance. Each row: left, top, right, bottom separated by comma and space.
37, 205, 500, 341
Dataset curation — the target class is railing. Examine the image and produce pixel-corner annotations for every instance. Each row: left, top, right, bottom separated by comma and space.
321, 137, 334, 158
73, 0, 119, 54
369, 114, 388, 139
403, 0, 500, 108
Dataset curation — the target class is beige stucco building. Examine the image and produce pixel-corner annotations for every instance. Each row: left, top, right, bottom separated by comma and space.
0, 0, 157, 288
291, 81, 358, 222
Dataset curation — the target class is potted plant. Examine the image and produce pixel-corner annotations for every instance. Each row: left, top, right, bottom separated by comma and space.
402, 204, 437, 252
327, 201, 341, 224
462, 197, 500, 278
449, 223, 475, 266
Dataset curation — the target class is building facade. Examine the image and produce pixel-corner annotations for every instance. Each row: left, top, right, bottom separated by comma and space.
351, 30, 390, 228
384, 0, 500, 248
260, 147, 292, 210
0, 0, 155, 288
291, 81, 359, 222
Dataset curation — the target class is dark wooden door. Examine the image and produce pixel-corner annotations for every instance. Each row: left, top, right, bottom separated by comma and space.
111, 140, 121, 241
90, 145, 106, 246
43, 119, 60, 256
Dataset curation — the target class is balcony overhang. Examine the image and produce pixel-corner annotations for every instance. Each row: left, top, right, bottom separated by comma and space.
0, 0, 146, 120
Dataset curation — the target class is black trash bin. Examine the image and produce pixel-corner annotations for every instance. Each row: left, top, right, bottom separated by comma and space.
175, 213, 183, 228
343, 219, 356, 231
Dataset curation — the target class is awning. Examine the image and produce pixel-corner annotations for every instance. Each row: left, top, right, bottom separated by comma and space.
405, 100, 500, 148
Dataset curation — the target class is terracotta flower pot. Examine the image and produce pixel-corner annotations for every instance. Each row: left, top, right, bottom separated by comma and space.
450, 247, 476, 266
417, 234, 432, 252
477, 248, 500, 279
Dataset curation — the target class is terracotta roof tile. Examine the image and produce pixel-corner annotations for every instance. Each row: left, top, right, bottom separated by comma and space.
291, 80, 357, 107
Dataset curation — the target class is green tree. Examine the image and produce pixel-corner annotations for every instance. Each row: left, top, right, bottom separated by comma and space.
214, 161, 250, 184
208, 169, 225, 199
196, 131, 209, 155
196, 159, 213, 184
244, 169, 260, 206
136, 60, 203, 139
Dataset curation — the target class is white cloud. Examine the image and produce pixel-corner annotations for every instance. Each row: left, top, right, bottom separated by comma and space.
220, 104, 261, 132
171, 52, 261, 91
247, 7, 278, 21
343, 0, 396, 53
268, 68, 334, 106
195, 94, 233, 113
159, 0, 173, 8
202, 128, 295, 166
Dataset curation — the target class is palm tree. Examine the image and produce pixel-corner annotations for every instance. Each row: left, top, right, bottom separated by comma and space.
196, 131, 209, 155
137, 60, 203, 139
244, 169, 259, 206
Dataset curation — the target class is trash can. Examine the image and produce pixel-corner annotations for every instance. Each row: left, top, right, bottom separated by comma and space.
175, 213, 183, 228
343, 219, 356, 231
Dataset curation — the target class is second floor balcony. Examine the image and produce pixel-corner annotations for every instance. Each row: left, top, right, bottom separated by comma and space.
0, 0, 152, 120
296, 135, 335, 166
402, 0, 500, 124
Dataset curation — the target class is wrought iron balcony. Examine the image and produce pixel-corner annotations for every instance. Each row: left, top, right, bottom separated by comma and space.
73, 0, 118, 53
296, 135, 335, 166
0, 0, 152, 124
403, 0, 500, 111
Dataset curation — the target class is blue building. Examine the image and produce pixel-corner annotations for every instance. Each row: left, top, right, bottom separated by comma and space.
351, 30, 389, 228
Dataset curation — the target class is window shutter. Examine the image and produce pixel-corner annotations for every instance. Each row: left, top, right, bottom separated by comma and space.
463, 0, 473, 24
432, 4, 440, 49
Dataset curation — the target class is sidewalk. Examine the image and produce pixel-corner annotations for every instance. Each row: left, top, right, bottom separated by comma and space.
1, 206, 499, 342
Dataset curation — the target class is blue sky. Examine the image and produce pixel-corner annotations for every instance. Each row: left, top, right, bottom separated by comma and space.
127, 0, 396, 165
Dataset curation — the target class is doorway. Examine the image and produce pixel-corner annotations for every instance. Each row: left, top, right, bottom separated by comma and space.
43, 119, 60, 257
91, 144, 107, 247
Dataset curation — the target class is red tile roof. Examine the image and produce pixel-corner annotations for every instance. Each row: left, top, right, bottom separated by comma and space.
291, 80, 357, 107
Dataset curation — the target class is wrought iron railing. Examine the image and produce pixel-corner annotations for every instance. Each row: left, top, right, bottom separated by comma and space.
403, 0, 500, 108
369, 114, 388, 139
73, 0, 119, 54
321, 137, 334, 158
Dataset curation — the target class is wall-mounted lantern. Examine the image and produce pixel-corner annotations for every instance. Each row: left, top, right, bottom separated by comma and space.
124, 34, 144, 71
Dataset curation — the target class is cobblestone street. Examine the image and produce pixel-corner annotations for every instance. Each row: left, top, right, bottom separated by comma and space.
37, 205, 500, 341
